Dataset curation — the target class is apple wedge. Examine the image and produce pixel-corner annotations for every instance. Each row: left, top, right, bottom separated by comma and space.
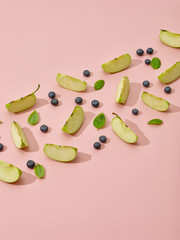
158, 62, 180, 84
115, 76, 130, 104
44, 144, 77, 162
102, 54, 131, 73
6, 85, 40, 113
159, 29, 180, 48
11, 121, 28, 148
56, 73, 87, 92
0, 159, 22, 183
62, 105, 84, 134
111, 113, 138, 143
141, 91, 169, 111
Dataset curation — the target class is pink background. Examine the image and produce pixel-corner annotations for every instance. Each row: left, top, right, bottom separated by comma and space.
0, 0, 180, 239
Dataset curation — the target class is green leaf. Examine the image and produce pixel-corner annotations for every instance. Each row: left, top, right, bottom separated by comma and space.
93, 113, 106, 129
148, 119, 163, 125
28, 110, 39, 125
151, 57, 161, 69
34, 164, 45, 178
94, 80, 105, 90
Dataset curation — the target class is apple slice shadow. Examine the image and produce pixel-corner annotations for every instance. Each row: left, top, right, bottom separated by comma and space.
125, 119, 150, 146
68, 152, 92, 163
126, 59, 142, 70
166, 103, 180, 113
22, 127, 39, 152
14, 171, 36, 185
125, 82, 142, 107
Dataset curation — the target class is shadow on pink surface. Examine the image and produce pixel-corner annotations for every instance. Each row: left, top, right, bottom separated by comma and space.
127, 59, 142, 70
22, 127, 39, 152
167, 103, 180, 113
68, 152, 91, 163
126, 82, 142, 107
14, 171, 36, 186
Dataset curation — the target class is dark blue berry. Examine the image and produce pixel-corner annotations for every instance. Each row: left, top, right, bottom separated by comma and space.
132, 108, 139, 115
0, 143, 4, 151
164, 86, 171, 94
75, 97, 83, 105
94, 142, 101, 149
27, 160, 35, 169
136, 49, 144, 56
91, 100, 99, 108
40, 125, 48, 133
145, 59, 151, 65
48, 91, 55, 98
99, 135, 107, 143
143, 80, 150, 87
83, 70, 90, 77
146, 48, 153, 54
51, 99, 58, 106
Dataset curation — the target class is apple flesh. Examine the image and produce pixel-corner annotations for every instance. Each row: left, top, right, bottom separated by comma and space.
159, 29, 180, 48
0, 159, 22, 183
44, 144, 77, 162
141, 91, 169, 111
56, 73, 87, 92
158, 62, 180, 84
115, 76, 130, 103
11, 121, 28, 148
101, 54, 131, 73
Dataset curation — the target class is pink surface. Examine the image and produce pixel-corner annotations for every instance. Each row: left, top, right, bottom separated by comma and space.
0, 0, 180, 239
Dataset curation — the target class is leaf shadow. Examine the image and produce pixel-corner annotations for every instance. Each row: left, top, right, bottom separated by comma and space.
14, 171, 36, 185
126, 82, 142, 107
22, 127, 39, 152
68, 152, 91, 163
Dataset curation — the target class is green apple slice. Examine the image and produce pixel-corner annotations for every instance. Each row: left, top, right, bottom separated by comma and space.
115, 76, 130, 103
158, 62, 180, 84
11, 121, 28, 148
5, 85, 40, 113
141, 91, 169, 111
62, 105, 84, 134
102, 54, 131, 73
111, 113, 138, 143
0, 159, 22, 183
159, 30, 180, 48
56, 73, 87, 92
44, 144, 77, 162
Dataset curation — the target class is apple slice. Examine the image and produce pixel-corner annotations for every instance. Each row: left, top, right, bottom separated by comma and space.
6, 85, 40, 113
115, 76, 130, 103
44, 144, 77, 162
0, 159, 22, 183
141, 91, 169, 111
111, 113, 138, 143
56, 73, 87, 92
158, 62, 180, 84
11, 121, 28, 148
159, 29, 180, 48
101, 54, 131, 73
62, 105, 84, 134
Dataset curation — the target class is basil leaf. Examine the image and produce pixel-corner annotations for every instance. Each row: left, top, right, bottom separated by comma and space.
151, 57, 161, 69
94, 80, 105, 90
34, 164, 45, 178
148, 119, 163, 125
93, 113, 106, 129
28, 110, 39, 125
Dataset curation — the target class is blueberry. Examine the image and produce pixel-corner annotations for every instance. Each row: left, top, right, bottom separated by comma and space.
91, 100, 99, 108
0, 143, 4, 151
136, 49, 144, 56
132, 108, 139, 115
48, 91, 55, 98
145, 59, 151, 65
164, 86, 171, 94
94, 142, 101, 149
99, 135, 107, 143
146, 48, 153, 54
83, 70, 90, 77
27, 160, 35, 169
51, 99, 58, 106
143, 80, 150, 87
75, 97, 83, 105
40, 125, 48, 133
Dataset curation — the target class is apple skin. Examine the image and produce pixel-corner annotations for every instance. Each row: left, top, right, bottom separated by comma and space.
159, 29, 180, 48
158, 62, 180, 84
115, 76, 130, 104
0, 159, 22, 183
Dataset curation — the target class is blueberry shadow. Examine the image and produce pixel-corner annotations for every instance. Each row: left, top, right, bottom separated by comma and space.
127, 59, 142, 69
68, 152, 91, 163
167, 103, 180, 113
1, 145, 7, 151
22, 127, 39, 152
14, 171, 36, 185
126, 82, 142, 107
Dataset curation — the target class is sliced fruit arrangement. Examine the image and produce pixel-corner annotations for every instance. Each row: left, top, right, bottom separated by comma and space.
6, 85, 40, 113
111, 113, 138, 144
102, 54, 131, 73
115, 76, 130, 104
158, 62, 180, 84
11, 121, 28, 148
141, 91, 169, 112
56, 73, 87, 92
159, 30, 180, 48
0, 159, 22, 183
44, 144, 77, 162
